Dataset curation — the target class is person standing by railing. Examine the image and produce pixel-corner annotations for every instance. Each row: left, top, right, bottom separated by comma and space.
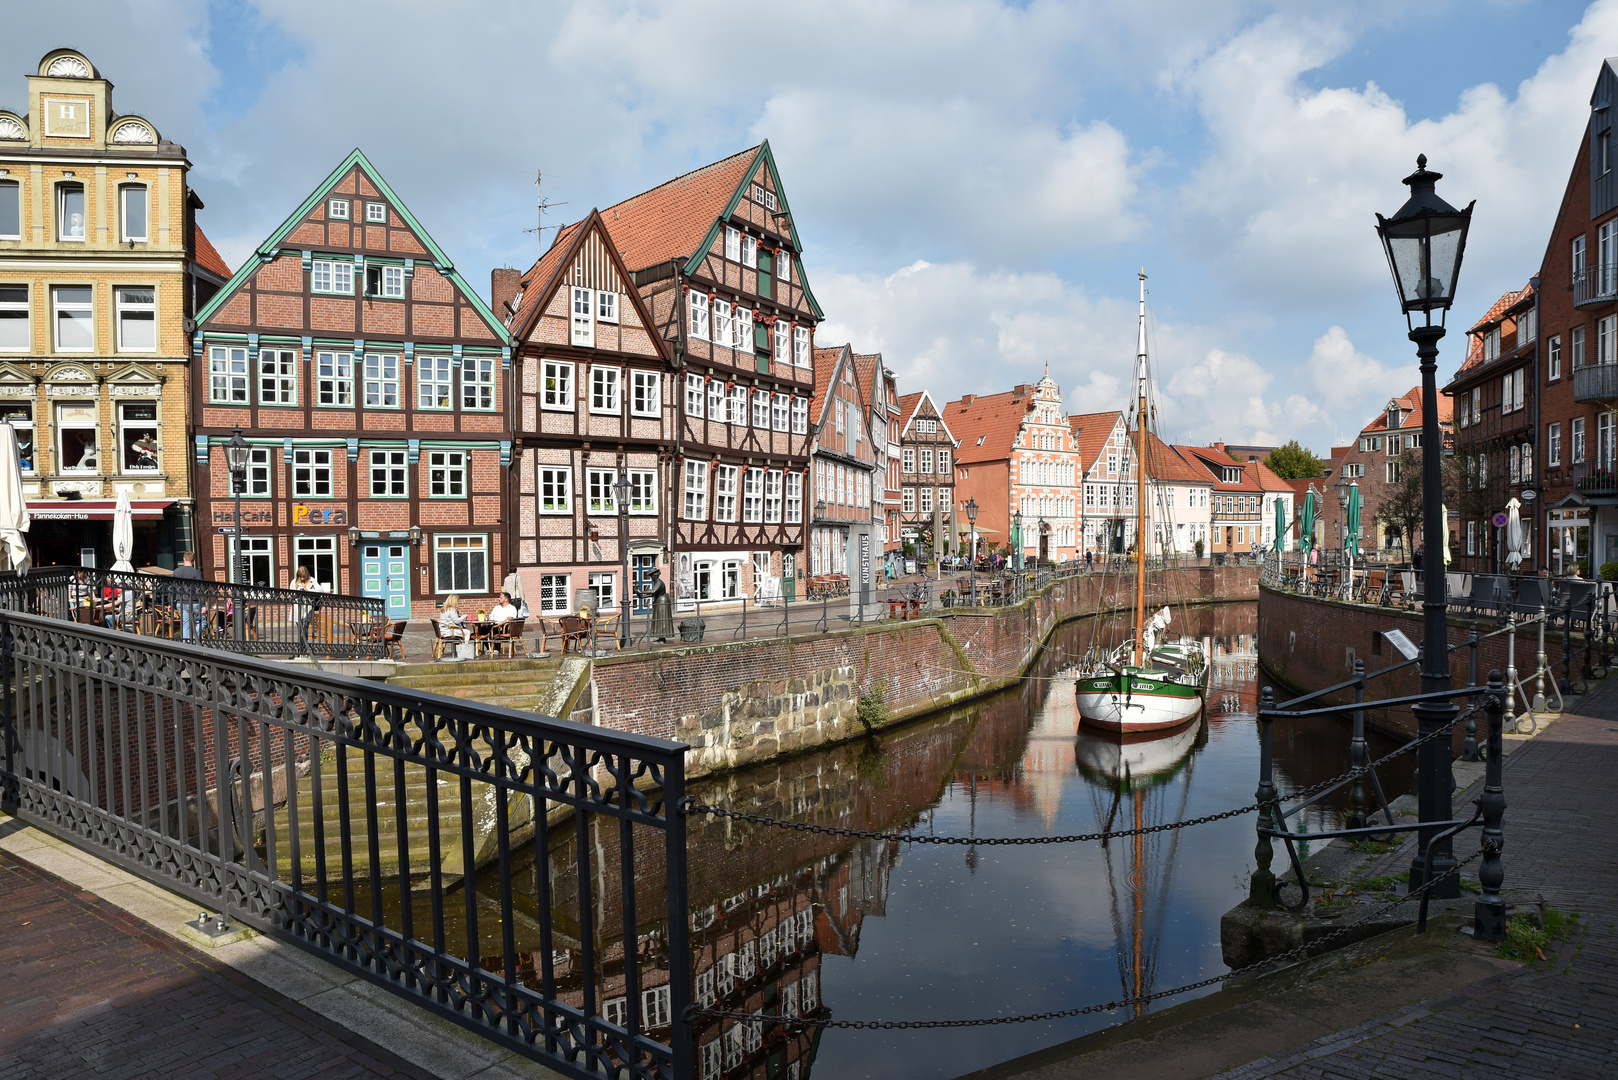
289, 565, 321, 658
172, 551, 203, 642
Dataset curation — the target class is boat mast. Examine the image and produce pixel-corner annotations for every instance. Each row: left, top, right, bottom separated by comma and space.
1133, 271, 1149, 667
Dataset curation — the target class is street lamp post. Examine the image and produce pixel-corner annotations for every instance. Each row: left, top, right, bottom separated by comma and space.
613, 475, 632, 649
223, 426, 252, 642
964, 498, 978, 605
1376, 154, 1473, 901
1011, 509, 1022, 573
1336, 473, 1351, 597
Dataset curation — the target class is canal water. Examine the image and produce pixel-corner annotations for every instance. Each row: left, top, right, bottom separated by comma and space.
484, 601, 1416, 1079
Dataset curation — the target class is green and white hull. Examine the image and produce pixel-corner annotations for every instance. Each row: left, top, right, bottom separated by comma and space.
1075, 668, 1203, 732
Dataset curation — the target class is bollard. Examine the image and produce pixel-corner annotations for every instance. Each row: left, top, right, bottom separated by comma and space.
1462, 624, 1480, 762
1474, 670, 1508, 942
1348, 659, 1369, 829
1534, 604, 1548, 712
1249, 685, 1278, 908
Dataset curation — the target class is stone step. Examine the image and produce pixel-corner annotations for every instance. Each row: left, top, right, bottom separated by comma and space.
388, 664, 564, 693
392, 657, 559, 679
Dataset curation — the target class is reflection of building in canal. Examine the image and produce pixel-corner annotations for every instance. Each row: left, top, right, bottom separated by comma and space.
1204, 624, 1260, 718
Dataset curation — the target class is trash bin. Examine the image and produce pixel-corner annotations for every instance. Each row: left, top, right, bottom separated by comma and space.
678, 619, 705, 644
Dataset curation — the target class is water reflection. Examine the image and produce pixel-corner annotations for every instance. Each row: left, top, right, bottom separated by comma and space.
475, 602, 1414, 1080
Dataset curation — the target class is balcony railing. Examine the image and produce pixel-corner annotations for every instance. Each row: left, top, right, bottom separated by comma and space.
1573, 462, 1618, 497
1573, 264, 1618, 308
1573, 361, 1618, 403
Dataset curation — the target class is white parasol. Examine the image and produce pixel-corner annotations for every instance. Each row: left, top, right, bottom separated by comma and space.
1440, 503, 1452, 567
111, 488, 135, 573
0, 422, 30, 575
1504, 498, 1525, 570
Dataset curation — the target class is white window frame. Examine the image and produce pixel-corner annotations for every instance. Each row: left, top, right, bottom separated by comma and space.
742, 467, 763, 523
773, 320, 788, 363
542, 359, 574, 411
778, 251, 791, 281
52, 285, 93, 352
1549, 335, 1562, 380
328, 199, 350, 220
363, 353, 401, 408
55, 403, 97, 474
119, 184, 148, 243
715, 464, 739, 522
317, 351, 354, 407
365, 201, 386, 223
587, 468, 617, 514
628, 468, 658, 515
772, 393, 789, 432
572, 286, 594, 347
737, 307, 754, 353
292, 448, 333, 497
589, 571, 618, 612
707, 379, 724, 423
539, 467, 572, 513
938, 448, 950, 474
247, 446, 271, 496
683, 460, 708, 520
753, 389, 770, 428
1573, 417, 1587, 464
1548, 421, 1561, 466
630, 370, 660, 417
311, 259, 354, 295
433, 534, 489, 595
369, 448, 407, 497
919, 486, 933, 514
428, 449, 465, 497
741, 234, 757, 269
538, 572, 570, 614
793, 325, 809, 366
903, 487, 915, 513
111, 286, 156, 353
713, 299, 733, 348
725, 226, 741, 262
729, 384, 748, 424
419, 355, 453, 410
209, 344, 249, 403
785, 472, 802, 522
56, 182, 85, 242
688, 292, 709, 341
590, 366, 621, 415
685, 373, 705, 419
381, 264, 404, 298
765, 470, 782, 523
294, 535, 337, 590
791, 396, 808, 435
596, 290, 618, 323
116, 400, 158, 474
260, 347, 297, 405
0, 282, 27, 352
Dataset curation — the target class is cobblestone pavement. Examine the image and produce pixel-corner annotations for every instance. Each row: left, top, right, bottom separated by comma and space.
1206, 688, 1618, 1080
0, 852, 434, 1080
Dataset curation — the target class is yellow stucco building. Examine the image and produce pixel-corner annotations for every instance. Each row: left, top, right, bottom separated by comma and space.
0, 48, 228, 568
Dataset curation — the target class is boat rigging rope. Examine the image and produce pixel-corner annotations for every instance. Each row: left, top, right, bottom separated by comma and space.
689, 849, 1483, 1030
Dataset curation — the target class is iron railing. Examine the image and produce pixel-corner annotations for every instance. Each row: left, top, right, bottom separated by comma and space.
1572, 263, 1618, 309
1572, 362, 1618, 403
0, 608, 692, 1080
0, 567, 387, 660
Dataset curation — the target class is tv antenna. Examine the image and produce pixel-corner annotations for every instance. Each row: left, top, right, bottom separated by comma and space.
523, 170, 568, 257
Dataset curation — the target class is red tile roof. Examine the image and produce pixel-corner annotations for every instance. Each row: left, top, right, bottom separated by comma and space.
1457, 283, 1534, 371
599, 146, 761, 272
510, 219, 584, 335
812, 344, 849, 427
1067, 410, 1123, 473
1357, 385, 1451, 434
898, 392, 923, 427
943, 387, 1038, 464
192, 227, 230, 279
852, 353, 881, 410
1147, 435, 1215, 485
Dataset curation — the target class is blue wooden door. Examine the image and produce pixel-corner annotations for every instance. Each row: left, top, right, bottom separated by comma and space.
362, 544, 411, 619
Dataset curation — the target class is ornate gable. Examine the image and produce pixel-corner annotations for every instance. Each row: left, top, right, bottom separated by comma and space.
106, 362, 162, 396
0, 363, 36, 398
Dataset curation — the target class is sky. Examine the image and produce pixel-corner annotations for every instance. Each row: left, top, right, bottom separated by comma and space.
3, 0, 1611, 452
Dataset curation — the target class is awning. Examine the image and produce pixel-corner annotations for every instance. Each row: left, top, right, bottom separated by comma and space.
26, 498, 176, 521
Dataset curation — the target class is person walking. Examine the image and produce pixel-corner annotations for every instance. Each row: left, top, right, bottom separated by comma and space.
501, 570, 527, 617
172, 551, 204, 642
289, 565, 321, 657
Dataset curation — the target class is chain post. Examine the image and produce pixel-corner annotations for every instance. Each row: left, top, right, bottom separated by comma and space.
1348, 659, 1368, 829
1475, 669, 1508, 942
1534, 604, 1548, 711
1462, 623, 1480, 761
1249, 685, 1278, 908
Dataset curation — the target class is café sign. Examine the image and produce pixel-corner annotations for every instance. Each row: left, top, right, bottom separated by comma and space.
293, 504, 347, 526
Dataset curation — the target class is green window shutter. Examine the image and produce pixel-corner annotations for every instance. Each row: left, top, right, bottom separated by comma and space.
755, 322, 768, 350
758, 252, 773, 299
757, 352, 769, 374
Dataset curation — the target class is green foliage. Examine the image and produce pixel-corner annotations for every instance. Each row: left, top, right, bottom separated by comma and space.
1349, 839, 1391, 854
856, 680, 890, 732
1497, 908, 1575, 962
1264, 440, 1326, 480
1194, 538, 1205, 559
1600, 561, 1618, 581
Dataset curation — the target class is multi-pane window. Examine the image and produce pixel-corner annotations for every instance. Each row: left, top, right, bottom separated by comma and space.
113, 286, 156, 352
793, 325, 809, 366
596, 290, 618, 323
686, 373, 705, 419
56, 182, 85, 241
715, 465, 739, 522
572, 287, 594, 346
1573, 235, 1587, 282
587, 469, 617, 513
369, 449, 407, 496
1548, 335, 1562, 380
419, 355, 453, 409
765, 470, 782, 523
434, 535, 488, 595
1573, 417, 1587, 464
590, 366, 621, 414
741, 234, 757, 269
246, 446, 271, 496
708, 379, 725, 422
938, 448, 951, 473
463, 355, 495, 410
0, 284, 27, 351
919, 486, 933, 514
209, 345, 249, 402
753, 389, 770, 427
729, 384, 748, 424
429, 450, 465, 496
1572, 325, 1586, 368
364, 353, 400, 407
328, 199, 349, 220
53, 285, 93, 351
920, 448, 934, 473
737, 307, 754, 353
543, 360, 574, 410
725, 226, 741, 261
785, 473, 802, 522
902, 448, 915, 472
628, 469, 657, 514
317, 351, 354, 406
713, 299, 733, 348
539, 467, 572, 512
765, 393, 783, 432
260, 348, 297, 404
366, 202, 387, 223
742, 468, 764, 523
117, 402, 158, 473
293, 448, 333, 497
903, 488, 915, 513
778, 252, 791, 281
1548, 422, 1561, 466
791, 396, 808, 434
538, 573, 570, 614
311, 259, 354, 294
684, 460, 708, 519
689, 292, 710, 340
294, 536, 337, 589
774, 320, 788, 363
589, 571, 617, 612
631, 370, 660, 416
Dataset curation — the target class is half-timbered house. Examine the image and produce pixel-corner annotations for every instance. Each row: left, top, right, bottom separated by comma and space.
502, 210, 675, 620
897, 391, 956, 558
809, 344, 880, 604
191, 150, 511, 617
601, 143, 819, 606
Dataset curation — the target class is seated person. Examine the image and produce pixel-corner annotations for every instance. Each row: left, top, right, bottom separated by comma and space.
488, 592, 519, 624
438, 594, 471, 645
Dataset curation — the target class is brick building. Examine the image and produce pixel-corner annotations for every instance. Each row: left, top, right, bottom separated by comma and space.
600, 143, 817, 607
1445, 284, 1537, 571
499, 209, 675, 620
1179, 444, 1292, 555
896, 390, 955, 556
808, 344, 879, 603
191, 150, 511, 615
850, 351, 900, 556
0, 49, 226, 569
1310, 388, 1452, 555
945, 375, 1079, 563
874, 364, 902, 557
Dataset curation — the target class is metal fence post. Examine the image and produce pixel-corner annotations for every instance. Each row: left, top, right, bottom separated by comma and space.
664, 760, 694, 1080
1464, 623, 1482, 762
1348, 659, 1368, 829
1560, 597, 1573, 694
1249, 685, 1278, 908
1534, 604, 1548, 711
1475, 670, 1508, 942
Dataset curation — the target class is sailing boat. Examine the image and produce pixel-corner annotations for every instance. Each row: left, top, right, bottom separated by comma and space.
1074, 272, 1206, 733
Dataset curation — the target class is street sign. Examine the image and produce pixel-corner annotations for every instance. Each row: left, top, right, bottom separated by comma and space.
1382, 628, 1419, 661
1492, 512, 1508, 528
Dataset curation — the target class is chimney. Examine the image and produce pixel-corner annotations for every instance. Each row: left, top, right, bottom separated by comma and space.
490, 268, 522, 319
1013, 383, 1031, 396
959, 394, 975, 406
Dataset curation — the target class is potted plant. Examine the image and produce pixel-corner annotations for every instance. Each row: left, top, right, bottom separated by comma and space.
940, 589, 956, 608
677, 618, 705, 644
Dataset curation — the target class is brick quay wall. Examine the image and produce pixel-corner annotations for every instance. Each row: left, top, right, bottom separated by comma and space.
1257, 582, 1578, 743
573, 566, 1258, 777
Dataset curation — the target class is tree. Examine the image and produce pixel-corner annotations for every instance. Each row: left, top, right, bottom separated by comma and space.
1376, 450, 1459, 555
1264, 440, 1326, 480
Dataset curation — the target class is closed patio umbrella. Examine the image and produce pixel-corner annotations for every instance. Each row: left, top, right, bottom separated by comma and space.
1346, 484, 1361, 558
1274, 497, 1286, 553
0, 422, 30, 575
1300, 489, 1316, 554
1441, 503, 1453, 567
111, 488, 135, 573
1505, 498, 1525, 570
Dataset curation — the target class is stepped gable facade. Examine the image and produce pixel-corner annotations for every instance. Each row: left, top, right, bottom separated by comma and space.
503, 210, 675, 619
191, 149, 511, 617
896, 390, 956, 554
601, 143, 819, 605
0, 49, 227, 570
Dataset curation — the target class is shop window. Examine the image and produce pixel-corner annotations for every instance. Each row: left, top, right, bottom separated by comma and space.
56, 403, 98, 472
434, 534, 488, 594
118, 401, 158, 472
230, 535, 273, 587
294, 536, 336, 589
1, 403, 33, 472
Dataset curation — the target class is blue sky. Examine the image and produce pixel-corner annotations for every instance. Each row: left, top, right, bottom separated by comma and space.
3, 0, 1609, 451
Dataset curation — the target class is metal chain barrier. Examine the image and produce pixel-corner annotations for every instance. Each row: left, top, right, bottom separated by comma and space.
679, 714, 1462, 847
689, 849, 1483, 1031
